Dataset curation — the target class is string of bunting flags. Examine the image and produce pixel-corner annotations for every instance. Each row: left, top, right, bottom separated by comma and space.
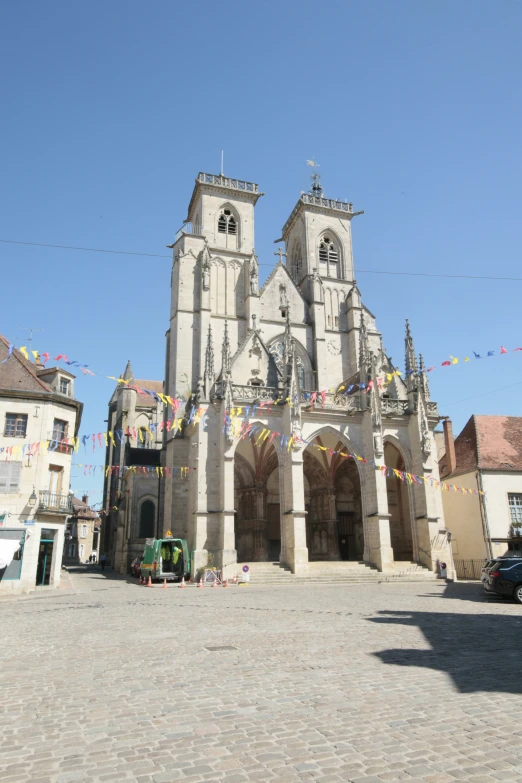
2, 339, 522, 404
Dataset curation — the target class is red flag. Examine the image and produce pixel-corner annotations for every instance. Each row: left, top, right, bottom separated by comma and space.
441, 361, 451, 366
500, 346, 508, 354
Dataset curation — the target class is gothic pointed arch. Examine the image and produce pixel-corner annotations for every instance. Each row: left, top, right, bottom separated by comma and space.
317, 228, 344, 278
216, 202, 241, 251
267, 335, 312, 390
289, 237, 304, 283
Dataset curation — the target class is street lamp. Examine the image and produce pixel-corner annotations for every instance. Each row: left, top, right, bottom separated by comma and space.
28, 488, 37, 507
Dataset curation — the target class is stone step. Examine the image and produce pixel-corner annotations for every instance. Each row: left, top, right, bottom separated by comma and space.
234, 561, 438, 584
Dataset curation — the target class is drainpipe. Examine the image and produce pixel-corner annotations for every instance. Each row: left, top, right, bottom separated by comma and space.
477, 470, 493, 558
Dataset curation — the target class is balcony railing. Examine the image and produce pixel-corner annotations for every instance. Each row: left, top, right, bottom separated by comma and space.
38, 491, 73, 514
301, 193, 353, 213
174, 222, 205, 243
197, 172, 258, 193
301, 392, 363, 412
381, 399, 409, 415
231, 384, 278, 402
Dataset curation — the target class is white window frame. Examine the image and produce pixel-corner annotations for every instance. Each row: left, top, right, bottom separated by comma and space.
508, 493, 522, 525
59, 377, 70, 395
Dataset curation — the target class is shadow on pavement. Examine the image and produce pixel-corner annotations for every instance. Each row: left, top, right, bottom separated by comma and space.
416, 580, 507, 603
369, 598, 522, 694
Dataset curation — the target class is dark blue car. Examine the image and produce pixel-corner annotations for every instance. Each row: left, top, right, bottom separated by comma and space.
484, 557, 522, 603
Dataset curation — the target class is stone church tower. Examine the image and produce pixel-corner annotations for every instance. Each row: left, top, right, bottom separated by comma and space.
162, 171, 454, 579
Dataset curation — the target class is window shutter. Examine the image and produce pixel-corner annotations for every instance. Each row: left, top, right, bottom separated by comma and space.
8, 462, 21, 493
0, 464, 8, 493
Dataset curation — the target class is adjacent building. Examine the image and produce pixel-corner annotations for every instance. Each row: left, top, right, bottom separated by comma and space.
0, 337, 82, 593
63, 494, 101, 565
438, 416, 522, 574
101, 361, 164, 572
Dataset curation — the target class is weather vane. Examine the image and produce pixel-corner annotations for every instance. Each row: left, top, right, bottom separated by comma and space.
306, 159, 323, 197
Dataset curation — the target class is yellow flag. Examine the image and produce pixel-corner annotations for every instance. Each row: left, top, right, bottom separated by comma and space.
20, 346, 29, 359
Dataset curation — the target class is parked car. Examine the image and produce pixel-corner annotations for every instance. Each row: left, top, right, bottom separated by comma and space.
130, 556, 143, 578
483, 557, 522, 603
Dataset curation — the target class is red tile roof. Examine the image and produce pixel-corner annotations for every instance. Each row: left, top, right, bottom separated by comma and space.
443, 415, 522, 477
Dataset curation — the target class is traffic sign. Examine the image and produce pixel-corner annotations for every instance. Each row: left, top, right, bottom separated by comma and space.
242, 565, 250, 573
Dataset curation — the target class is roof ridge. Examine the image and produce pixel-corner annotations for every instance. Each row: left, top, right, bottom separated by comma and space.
0, 335, 53, 392
259, 260, 308, 304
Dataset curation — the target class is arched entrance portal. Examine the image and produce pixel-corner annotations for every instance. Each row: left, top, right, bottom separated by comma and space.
303, 432, 364, 561
334, 459, 364, 561
234, 436, 281, 562
384, 441, 414, 561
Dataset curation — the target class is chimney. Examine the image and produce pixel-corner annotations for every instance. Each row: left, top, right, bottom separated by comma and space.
82, 494, 89, 505
443, 418, 456, 476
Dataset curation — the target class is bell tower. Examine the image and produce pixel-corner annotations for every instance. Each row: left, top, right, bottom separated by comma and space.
166, 172, 263, 399
280, 170, 363, 298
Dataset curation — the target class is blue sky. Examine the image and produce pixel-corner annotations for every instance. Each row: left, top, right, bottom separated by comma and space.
1, 0, 521, 499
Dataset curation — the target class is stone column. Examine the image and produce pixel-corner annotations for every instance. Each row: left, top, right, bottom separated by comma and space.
407, 415, 456, 579
360, 411, 395, 572
218, 439, 237, 579
280, 447, 308, 574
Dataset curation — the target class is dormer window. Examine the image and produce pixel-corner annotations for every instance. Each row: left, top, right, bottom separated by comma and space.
218, 209, 237, 235
319, 237, 338, 265
59, 377, 70, 396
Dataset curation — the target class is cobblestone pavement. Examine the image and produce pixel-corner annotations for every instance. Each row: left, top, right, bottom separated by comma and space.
2, 569, 522, 783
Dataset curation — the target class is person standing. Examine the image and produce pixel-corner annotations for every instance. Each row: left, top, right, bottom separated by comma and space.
100, 553, 107, 571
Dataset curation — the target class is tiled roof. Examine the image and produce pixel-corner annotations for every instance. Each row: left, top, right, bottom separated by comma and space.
475, 415, 522, 471
446, 415, 522, 476
0, 335, 54, 393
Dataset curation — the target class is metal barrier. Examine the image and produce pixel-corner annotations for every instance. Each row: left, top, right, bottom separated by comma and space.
453, 559, 487, 580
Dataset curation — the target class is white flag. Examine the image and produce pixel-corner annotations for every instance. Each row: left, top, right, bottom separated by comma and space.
306, 160, 316, 167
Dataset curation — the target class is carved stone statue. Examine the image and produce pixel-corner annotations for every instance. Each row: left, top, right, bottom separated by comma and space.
250, 253, 259, 295
201, 240, 211, 291
373, 432, 383, 457
279, 284, 288, 307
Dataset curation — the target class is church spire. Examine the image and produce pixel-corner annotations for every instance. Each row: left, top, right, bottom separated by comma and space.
405, 319, 418, 393
418, 353, 430, 402
283, 307, 292, 376
203, 325, 215, 398
221, 320, 231, 378
122, 360, 134, 382
359, 311, 370, 377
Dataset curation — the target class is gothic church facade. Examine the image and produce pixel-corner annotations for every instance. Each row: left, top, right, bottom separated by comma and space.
161, 171, 454, 578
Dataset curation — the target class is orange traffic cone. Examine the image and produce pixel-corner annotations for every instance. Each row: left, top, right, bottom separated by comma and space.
223, 578, 229, 588
232, 572, 237, 584
197, 578, 204, 588
162, 579, 167, 589
212, 578, 218, 588
147, 574, 152, 587
179, 577, 186, 589
139, 575, 143, 585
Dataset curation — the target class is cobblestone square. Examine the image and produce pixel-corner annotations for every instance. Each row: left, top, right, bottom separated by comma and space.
2, 570, 522, 783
